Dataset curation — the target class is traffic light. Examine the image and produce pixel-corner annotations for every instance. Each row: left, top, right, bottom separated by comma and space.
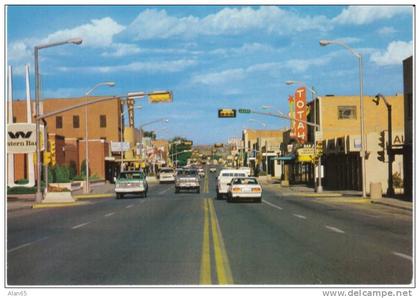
238, 108, 251, 114
377, 131, 386, 162
50, 140, 56, 166
43, 151, 51, 165
218, 109, 236, 118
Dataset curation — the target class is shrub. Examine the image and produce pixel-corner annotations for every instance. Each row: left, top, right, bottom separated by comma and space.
7, 186, 36, 194
80, 160, 90, 177
69, 161, 77, 180
72, 175, 85, 181
54, 165, 71, 183
15, 179, 29, 185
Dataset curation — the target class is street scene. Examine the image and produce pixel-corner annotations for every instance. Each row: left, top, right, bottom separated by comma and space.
5, 4, 415, 291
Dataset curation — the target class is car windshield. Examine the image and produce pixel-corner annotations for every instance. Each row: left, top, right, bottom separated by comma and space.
160, 169, 174, 173
119, 172, 144, 180
178, 170, 198, 176
232, 178, 258, 185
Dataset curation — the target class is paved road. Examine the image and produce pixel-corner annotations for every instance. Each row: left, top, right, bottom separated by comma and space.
7, 168, 412, 285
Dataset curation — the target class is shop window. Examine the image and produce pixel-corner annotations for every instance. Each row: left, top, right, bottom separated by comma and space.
338, 106, 356, 119
56, 116, 63, 129
73, 115, 80, 128
100, 115, 107, 128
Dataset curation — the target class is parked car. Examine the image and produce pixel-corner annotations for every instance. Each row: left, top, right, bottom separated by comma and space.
158, 167, 176, 183
216, 169, 248, 199
115, 171, 148, 199
175, 169, 200, 193
209, 167, 217, 173
227, 177, 262, 203
239, 167, 251, 176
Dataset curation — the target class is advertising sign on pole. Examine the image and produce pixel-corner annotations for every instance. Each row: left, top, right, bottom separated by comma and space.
111, 141, 130, 152
294, 87, 308, 143
288, 95, 296, 138
7, 123, 37, 153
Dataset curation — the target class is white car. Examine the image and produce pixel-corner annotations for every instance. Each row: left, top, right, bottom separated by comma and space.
198, 168, 205, 177
216, 169, 248, 199
227, 177, 262, 203
159, 167, 176, 183
209, 167, 217, 173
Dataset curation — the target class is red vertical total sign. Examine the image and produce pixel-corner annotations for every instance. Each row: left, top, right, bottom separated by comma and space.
294, 87, 307, 144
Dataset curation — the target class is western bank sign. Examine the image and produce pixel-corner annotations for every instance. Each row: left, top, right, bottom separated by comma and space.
7, 123, 37, 153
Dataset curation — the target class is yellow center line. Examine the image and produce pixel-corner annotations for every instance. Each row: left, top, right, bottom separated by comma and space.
200, 199, 211, 284
208, 199, 234, 285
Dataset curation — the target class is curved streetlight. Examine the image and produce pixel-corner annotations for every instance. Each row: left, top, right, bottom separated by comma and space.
139, 119, 169, 167
35, 37, 83, 202
285, 80, 323, 192
320, 39, 366, 197
83, 82, 115, 193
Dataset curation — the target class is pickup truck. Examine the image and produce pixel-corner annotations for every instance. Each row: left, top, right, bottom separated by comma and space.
175, 169, 200, 193
115, 171, 148, 199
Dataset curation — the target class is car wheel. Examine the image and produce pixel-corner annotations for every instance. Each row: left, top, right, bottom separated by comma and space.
255, 197, 262, 203
196, 187, 200, 194
227, 194, 232, 203
175, 187, 179, 194
144, 191, 148, 198
116, 193, 120, 200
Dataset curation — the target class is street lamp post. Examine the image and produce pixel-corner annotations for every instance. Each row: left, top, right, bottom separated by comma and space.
83, 82, 115, 194
139, 118, 169, 173
373, 93, 395, 197
248, 118, 267, 128
320, 39, 366, 197
285, 81, 323, 192
120, 106, 143, 171
34, 38, 82, 202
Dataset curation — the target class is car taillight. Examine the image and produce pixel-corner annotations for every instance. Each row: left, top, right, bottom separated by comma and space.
251, 187, 261, 192
232, 187, 241, 192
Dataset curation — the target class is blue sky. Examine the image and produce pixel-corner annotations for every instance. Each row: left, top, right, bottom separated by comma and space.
7, 5, 413, 145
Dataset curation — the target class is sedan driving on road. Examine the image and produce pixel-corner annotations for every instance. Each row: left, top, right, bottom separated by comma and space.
115, 171, 148, 199
227, 177, 262, 203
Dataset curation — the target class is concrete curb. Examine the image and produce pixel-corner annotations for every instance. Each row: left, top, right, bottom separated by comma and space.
74, 194, 115, 200
370, 200, 412, 211
283, 192, 343, 198
32, 201, 90, 209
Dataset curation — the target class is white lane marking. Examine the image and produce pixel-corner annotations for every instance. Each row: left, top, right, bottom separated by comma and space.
71, 222, 91, 230
293, 214, 307, 220
263, 200, 283, 210
8, 236, 49, 253
126, 204, 134, 209
105, 212, 115, 217
158, 187, 172, 195
325, 225, 345, 234
392, 251, 412, 261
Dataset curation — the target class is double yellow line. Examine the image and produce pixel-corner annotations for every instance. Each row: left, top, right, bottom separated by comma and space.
200, 198, 233, 285
203, 171, 209, 193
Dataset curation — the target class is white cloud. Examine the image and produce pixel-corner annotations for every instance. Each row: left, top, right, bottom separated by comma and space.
125, 7, 331, 40
377, 26, 397, 36
59, 59, 197, 74
191, 54, 334, 86
370, 40, 413, 66
209, 42, 284, 57
101, 43, 141, 57
8, 17, 125, 66
333, 6, 411, 25
43, 17, 125, 47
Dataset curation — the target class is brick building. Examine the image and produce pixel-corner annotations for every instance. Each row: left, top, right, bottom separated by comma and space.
10, 96, 122, 181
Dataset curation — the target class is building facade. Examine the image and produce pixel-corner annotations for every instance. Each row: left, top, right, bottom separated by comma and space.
10, 96, 122, 181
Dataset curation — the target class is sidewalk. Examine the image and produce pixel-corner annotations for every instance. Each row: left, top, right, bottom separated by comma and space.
258, 177, 413, 212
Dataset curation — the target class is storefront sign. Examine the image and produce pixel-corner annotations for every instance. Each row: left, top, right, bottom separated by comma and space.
7, 123, 37, 153
288, 95, 296, 138
111, 142, 130, 152
294, 87, 307, 143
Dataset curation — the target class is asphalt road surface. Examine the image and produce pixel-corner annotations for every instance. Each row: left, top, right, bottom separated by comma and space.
7, 168, 412, 285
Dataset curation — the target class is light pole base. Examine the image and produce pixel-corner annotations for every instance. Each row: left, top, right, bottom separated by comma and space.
83, 183, 90, 194
316, 186, 323, 193
35, 191, 43, 203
